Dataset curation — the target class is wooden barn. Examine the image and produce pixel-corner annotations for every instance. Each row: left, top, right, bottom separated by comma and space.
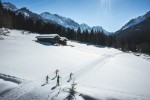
59, 37, 68, 45
36, 34, 68, 45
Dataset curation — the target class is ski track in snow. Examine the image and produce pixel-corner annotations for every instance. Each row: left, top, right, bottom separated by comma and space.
74, 53, 121, 79
0, 52, 148, 100
1, 52, 139, 100
0, 53, 122, 100
0, 73, 27, 84
79, 85, 147, 100
0, 58, 149, 100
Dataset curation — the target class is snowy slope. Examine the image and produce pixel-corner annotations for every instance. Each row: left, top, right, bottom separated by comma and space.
80, 23, 91, 31
121, 11, 150, 30
40, 12, 111, 34
92, 26, 112, 35
2, 2, 18, 11
40, 12, 80, 30
0, 29, 150, 100
16, 7, 44, 21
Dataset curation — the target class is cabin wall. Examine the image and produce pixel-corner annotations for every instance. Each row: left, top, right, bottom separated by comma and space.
37, 38, 61, 44
59, 40, 67, 45
37, 38, 53, 43
37, 36, 67, 45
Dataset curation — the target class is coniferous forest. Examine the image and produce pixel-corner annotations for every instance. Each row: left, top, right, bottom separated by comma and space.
0, 1, 150, 55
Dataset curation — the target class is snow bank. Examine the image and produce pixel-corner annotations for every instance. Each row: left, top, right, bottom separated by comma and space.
0, 79, 18, 96
0, 73, 27, 84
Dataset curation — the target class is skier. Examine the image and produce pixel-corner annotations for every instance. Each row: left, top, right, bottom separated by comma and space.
55, 69, 59, 77
46, 75, 49, 84
56, 75, 61, 86
68, 73, 73, 82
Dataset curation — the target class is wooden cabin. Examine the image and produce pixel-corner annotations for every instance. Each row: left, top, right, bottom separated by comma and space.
59, 37, 68, 45
36, 34, 68, 45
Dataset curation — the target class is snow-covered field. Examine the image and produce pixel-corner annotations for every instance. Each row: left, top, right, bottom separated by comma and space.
0, 28, 150, 100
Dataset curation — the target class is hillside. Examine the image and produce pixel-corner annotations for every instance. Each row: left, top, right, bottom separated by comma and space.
0, 29, 150, 100
114, 11, 150, 54
115, 14, 150, 41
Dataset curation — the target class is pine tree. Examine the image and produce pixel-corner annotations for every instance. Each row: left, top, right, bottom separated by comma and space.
0, 0, 3, 28
0, 0, 3, 9
77, 27, 81, 41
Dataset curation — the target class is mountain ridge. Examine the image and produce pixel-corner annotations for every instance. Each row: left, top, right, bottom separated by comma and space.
2, 2, 111, 35
2, 2, 18, 11
115, 10, 150, 53
40, 12, 112, 35
121, 11, 150, 30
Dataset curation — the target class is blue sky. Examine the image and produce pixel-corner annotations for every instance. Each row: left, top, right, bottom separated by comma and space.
2, 0, 150, 32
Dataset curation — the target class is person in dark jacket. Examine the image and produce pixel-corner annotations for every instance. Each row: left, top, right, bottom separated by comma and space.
69, 73, 73, 82
56, 75, 61, 86
46, 75, 49, 84
55, 69, 59, 77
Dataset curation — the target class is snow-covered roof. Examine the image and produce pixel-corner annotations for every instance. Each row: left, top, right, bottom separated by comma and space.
60, 37, 68, 41
36, 34, 60, 39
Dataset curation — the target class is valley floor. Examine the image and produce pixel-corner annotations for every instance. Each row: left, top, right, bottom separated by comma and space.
0, 29, 150, 100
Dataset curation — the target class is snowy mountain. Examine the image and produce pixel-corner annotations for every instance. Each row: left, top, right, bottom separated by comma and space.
40, 12, 111, 34
92, 26, 112, 35
2, 2, 111, 35
80, 23, 91, 31
16, 7, 43, 20
16, 7, 56, 24
17, 7, 31, 17
40, 12, 79, 30
115, 10, 150, 44
2, 2, 18, 11
121, 11, 150, 30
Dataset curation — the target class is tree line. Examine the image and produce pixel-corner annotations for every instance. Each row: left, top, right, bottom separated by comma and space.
0, 1, 149, 55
